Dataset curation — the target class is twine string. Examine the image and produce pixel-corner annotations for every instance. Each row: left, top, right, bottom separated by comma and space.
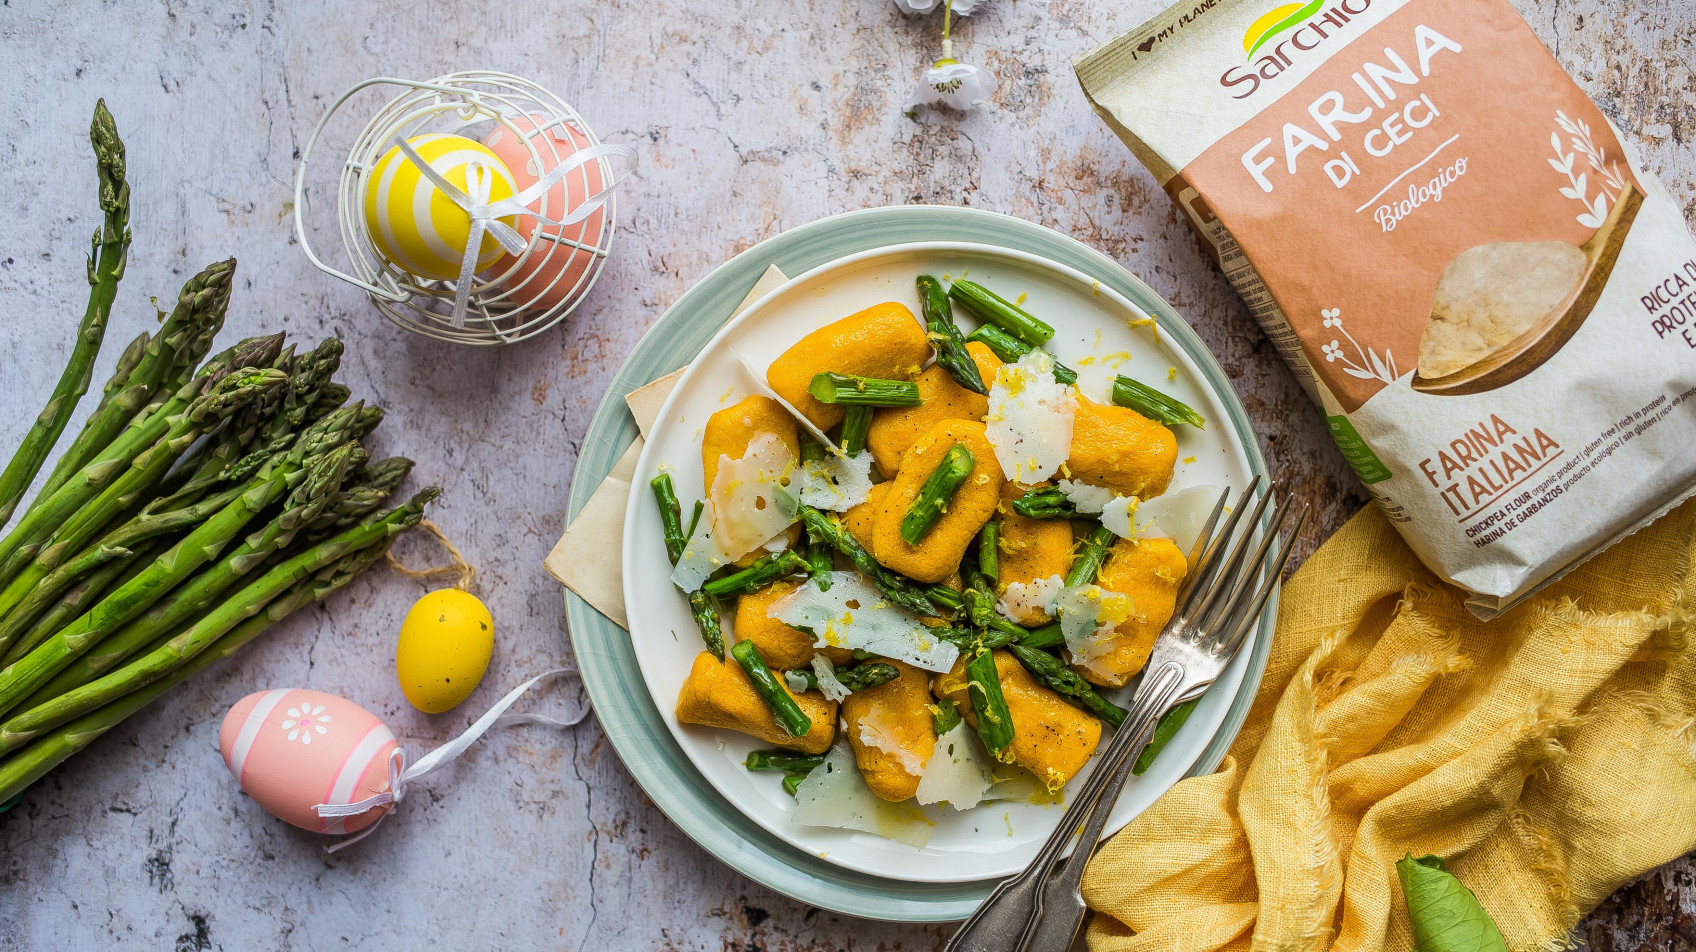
385, 518, 476, 592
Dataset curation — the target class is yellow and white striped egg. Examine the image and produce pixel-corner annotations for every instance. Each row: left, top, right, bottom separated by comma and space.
362, 133, 520, 281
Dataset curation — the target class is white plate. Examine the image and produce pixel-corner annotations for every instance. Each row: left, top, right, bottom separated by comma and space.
622, 242, 1257, 883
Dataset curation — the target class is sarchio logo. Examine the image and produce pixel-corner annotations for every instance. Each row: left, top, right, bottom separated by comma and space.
1221, 0, 1371, 99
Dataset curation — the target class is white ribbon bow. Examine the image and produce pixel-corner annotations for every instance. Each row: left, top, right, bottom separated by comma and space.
389, 130, 639, 328
312, 667, 588, 851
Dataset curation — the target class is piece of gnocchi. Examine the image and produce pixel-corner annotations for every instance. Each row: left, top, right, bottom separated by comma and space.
866, 342, 1002, 478
842, 662, 937, 802
871, 419, 1004, 583
995, 481, 1074, 625
675, 651, 837, 753
733, 580, 853, 670
933, 649, 1101, 792
766, 302, 932, 431
1073, 537, 1188, 688
1064, 396, 1177, 499
702, 395, 802, 564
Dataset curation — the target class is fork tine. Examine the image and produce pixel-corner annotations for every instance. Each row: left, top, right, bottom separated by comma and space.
1172, 485, 1232, 608
1215, 504, 1308, 657
1176, 477, 1261, 617
1190, 481, 1277, 631
1204, 492, 1295, 641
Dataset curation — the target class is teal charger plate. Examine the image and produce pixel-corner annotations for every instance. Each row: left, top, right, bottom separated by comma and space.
564, 205, 1273, 922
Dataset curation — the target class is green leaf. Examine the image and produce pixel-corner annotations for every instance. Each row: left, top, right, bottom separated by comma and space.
1396, 853, 1507, 952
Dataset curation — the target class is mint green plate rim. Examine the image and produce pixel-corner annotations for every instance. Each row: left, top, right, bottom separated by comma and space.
564, 205, 1273, 922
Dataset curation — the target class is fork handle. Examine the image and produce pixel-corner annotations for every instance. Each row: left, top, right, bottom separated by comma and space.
1017, 671, 1186, 952
945, 664, 1184, 952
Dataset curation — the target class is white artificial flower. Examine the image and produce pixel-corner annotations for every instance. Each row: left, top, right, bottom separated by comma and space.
905, 60, 997, 115
893, 0, 983, 14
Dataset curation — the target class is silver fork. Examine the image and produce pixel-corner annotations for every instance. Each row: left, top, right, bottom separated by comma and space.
944, 478, 1307, 952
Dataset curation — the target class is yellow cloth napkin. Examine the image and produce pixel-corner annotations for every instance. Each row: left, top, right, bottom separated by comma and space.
1083, 500, 1696, 952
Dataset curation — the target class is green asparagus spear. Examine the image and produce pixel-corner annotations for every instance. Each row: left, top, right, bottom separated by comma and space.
0, 367, 288, 607
781, 773, 808, 797
651, 473, 690, 563
964, 325, 1078, 385
1134, 699, 1197, 774
807, 373, 922, 407
899, 444, 974, 545
917, 275, 988, 395
300, 457, 414, 537
797, 447, 834, 591
0, 406, 353, 719
791, 661, 900, 693
0, 533, 408, 805
1065, 524, 1118, 587
162, 337, 344, 505
309, 382, 352, 422
0, 483, 247, 650
1009, 486, 1072, 520
0, 449, 363, 745
2, 545, 149, 665
795, 505, 935, 617
32, 258, 236, 507
926, 583, 963, 615
729, 640, 812, 738
838, 405, 873, 457
701, 551, 808, 600
1017, 622, 1065, 651
0, 341, 268, 586
90, 333, 147, 419
948, 280, 1054, 347
650, 472, 725, 659
743, 750, 827, 773
964, 648, 1015, 762
1007, 643, 1127, 728
0, 103, 128, 531
962, 565, 997, 628
684, 500, 704, 542
1112, 376, 1205, 429
978, 520, 1000, 583
17, 443, 359, 708
930, 697, 962, 734
687, 591, 726, 661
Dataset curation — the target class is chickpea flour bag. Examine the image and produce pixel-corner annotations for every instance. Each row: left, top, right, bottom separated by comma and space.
1077, 0, 1696, 618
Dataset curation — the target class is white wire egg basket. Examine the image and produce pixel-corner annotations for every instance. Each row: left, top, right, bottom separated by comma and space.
293, 71, 634, 345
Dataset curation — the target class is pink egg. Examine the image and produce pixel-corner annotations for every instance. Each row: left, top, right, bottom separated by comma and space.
483, 114, 608, 313
219, 689, 398, 834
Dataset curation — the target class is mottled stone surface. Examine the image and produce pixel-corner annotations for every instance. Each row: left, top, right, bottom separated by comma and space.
0, 0, 1690, 949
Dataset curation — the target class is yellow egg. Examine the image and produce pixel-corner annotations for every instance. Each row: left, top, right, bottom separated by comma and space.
396, 589, 495, 713
362, 133, 519, 281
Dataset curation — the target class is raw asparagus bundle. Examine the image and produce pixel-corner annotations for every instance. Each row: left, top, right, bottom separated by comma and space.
0, 103, 438, 802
